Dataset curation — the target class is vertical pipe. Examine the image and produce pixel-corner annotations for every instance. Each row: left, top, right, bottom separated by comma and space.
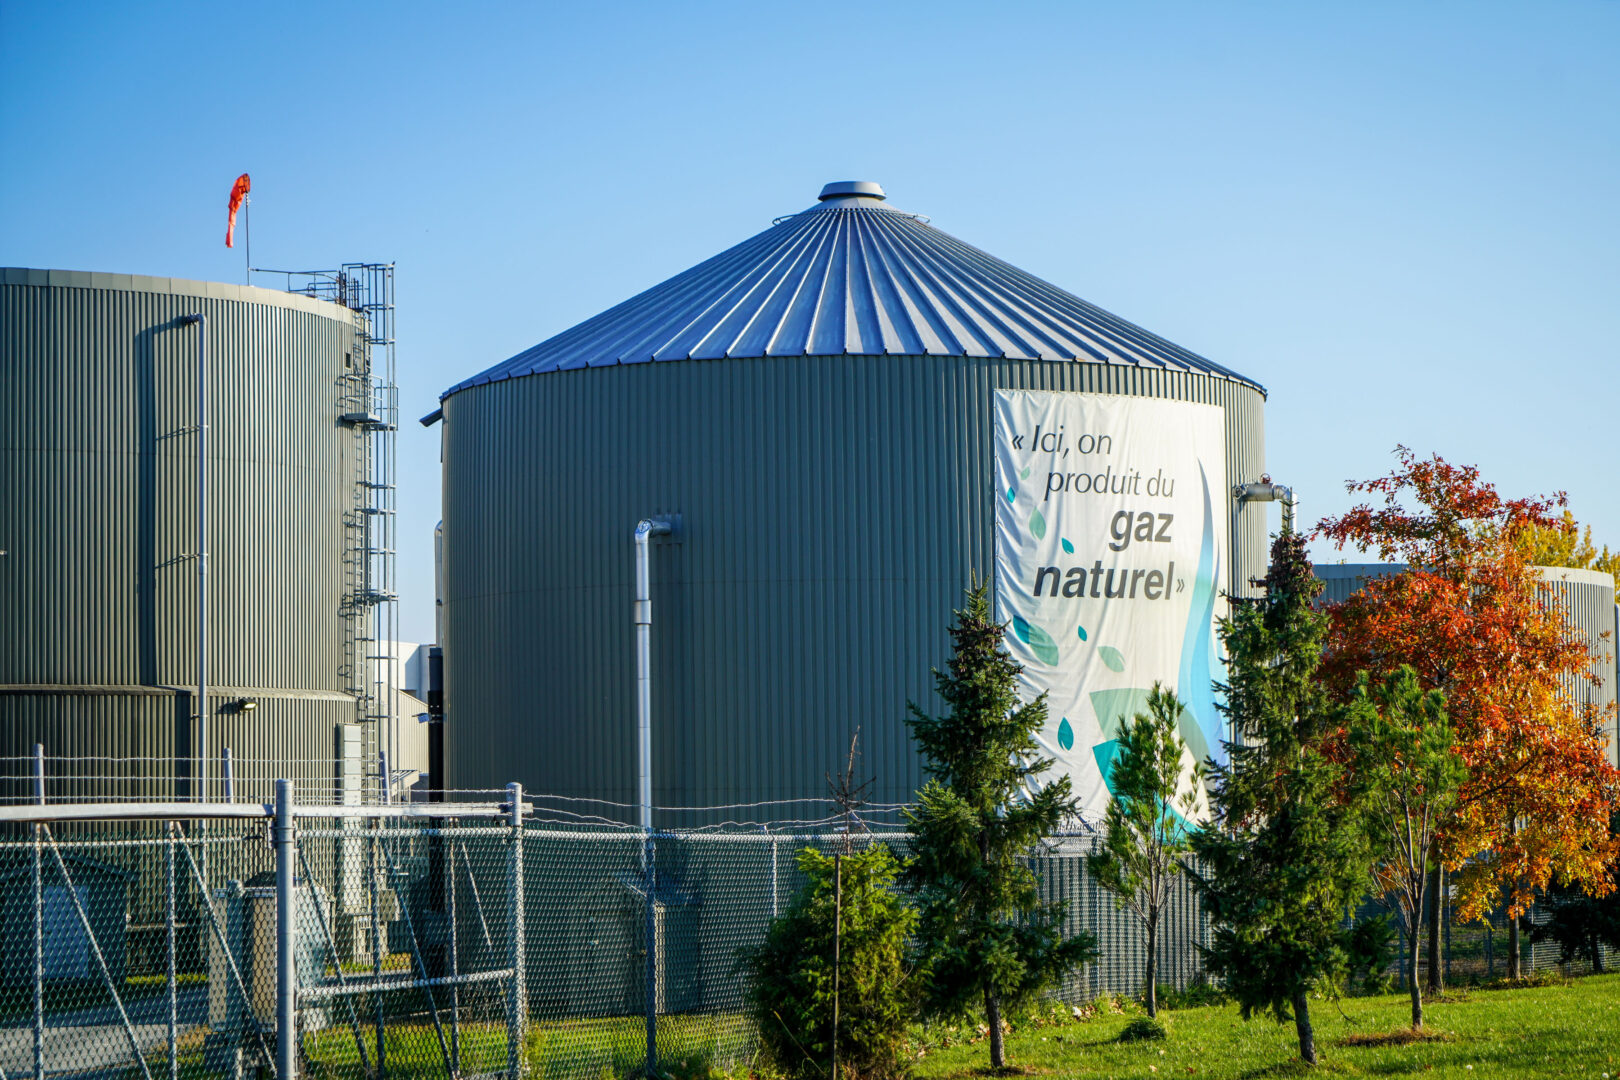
32, 744, 43, 1080
506, 783, 525, 1080
187, 314, 208, 805
167, 823, 177, 1080
633, 517, 669, 1080
275, 780, 296, 1080
633, 521, 655, 833
770, 832, 779, 918
223, 747, 235, 803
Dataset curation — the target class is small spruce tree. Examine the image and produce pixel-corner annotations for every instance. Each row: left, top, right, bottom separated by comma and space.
746, 844, 917, 1080
904, 580, 1098, 1070
1191, 530, 1372, 1066
1086, 683, 1203, 1018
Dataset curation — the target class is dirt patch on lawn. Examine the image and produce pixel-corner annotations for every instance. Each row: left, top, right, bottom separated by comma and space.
1341, 1027, 1455, 1048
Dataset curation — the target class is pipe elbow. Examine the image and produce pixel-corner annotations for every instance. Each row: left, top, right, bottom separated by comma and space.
634, 517, 673, 541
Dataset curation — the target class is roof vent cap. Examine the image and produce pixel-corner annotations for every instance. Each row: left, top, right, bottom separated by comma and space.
818, 181, 885, 201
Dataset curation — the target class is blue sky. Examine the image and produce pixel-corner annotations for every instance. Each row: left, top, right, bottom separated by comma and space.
4, 1, 1616, 643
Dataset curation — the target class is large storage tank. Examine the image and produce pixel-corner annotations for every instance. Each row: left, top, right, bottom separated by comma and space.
1, 268, 367, 799
1315, 563, 1618, 766
436, 182, 1272, 818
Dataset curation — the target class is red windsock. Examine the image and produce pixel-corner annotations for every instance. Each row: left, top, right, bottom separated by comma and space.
225, 173, 251, 248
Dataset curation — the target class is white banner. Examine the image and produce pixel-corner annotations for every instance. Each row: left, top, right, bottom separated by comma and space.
993, 390, 1227, 822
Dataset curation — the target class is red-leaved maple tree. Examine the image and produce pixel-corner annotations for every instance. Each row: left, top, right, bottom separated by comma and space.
1317, 447, 1618, 923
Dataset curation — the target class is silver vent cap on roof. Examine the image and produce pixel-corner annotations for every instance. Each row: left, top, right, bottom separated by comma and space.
818, 180, 885, 201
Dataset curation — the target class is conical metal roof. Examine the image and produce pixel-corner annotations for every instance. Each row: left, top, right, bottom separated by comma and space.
444, 182, 1262, 398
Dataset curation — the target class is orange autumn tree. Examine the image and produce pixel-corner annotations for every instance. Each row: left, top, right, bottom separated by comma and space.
1317, 448, 1618, 940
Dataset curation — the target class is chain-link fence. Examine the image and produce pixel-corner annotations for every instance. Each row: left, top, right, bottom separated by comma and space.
0, 784, 1605, 1080
0, 783, 526, 1080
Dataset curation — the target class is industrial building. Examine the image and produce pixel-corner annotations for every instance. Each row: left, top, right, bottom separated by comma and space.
0, 266, 416, 805
1315, 563, 1620, 767
431, 181, 1276, 819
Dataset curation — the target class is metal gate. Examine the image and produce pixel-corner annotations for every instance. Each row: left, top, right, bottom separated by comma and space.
0, 782, 531, 1079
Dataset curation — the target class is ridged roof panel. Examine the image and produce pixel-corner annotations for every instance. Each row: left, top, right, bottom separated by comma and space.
443, 189, 1263, 398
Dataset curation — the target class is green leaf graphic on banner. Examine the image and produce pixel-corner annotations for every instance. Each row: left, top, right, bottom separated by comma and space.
1019, 466, 1031, 479
1077, 624, 1088, 641
1061, 538, 1074, 554
1057, 717, 1074, 752
1093, 741, 1124, 794
1029, 509, 1046, 539
1098, 645, 1125, 672
1090, 689, 1152, 741
1006, 486, 1016, 503
1010, 614, 1061, 666
1088, 687, 1211, 767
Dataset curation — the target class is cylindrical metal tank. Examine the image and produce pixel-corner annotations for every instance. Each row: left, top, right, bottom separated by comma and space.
436, 183, 1272, 818
1314, 563, 1618, 766
1, 267, 363, 800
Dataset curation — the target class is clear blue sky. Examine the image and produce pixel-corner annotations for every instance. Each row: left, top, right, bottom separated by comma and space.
4, 1, 1616, 643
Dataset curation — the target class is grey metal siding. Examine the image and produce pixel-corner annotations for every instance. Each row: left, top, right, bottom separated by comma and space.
1314, 564, 1618, 767
441, 356, 1267, 819
1, 269, 360, 786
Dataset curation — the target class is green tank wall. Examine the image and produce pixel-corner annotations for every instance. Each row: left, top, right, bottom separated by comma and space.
0, 268, 362, 794
440, 355, 1269, 819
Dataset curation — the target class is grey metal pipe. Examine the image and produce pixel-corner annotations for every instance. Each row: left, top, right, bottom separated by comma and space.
633, 517, 672, 833
223, 746, 234, 803
1233, 480, 1298, 535
275, 779, 296, 1080
184, 314, 209, 804
633, 516, 670, 1080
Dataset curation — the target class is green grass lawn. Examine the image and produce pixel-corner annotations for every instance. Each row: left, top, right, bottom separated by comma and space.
910, 975, 1620, 1080
130, 975, 1620, 1079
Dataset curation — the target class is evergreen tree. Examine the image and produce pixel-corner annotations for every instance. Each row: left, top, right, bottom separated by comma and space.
904, 581, 1098, 1070
1191, 531, 1372, 1066
746, 845, 917, 1080
1086, 683, 1203, 1017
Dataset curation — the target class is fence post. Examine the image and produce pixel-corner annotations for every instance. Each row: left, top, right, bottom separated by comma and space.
168, 822, 178, 1080
275, 779, 297, 1080
507, 782, 525, 1079
32, 744, 44, 1080
370, 818, 385, 1076
644, 829, 656, 1079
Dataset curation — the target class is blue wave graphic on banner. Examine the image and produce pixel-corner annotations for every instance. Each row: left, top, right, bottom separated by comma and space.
1176, 463, 1223, 767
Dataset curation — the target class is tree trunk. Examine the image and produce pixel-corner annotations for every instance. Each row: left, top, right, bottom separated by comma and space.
1408, 914, 1424, 1030
1425, 859, 1443, 996
1291, 987, 1317, 1066
985, 986, 1005, 1069
1508, 912, 1522, 980
1145, 917, 1158, 1018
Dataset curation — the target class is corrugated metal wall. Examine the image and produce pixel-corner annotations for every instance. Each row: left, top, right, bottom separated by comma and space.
441, 356, 1268, 818
0, 268, 360, 787
1314, 563, 1618, 767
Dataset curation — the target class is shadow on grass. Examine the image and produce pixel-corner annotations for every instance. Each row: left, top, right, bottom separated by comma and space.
1235, 1060, 1356, 1079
